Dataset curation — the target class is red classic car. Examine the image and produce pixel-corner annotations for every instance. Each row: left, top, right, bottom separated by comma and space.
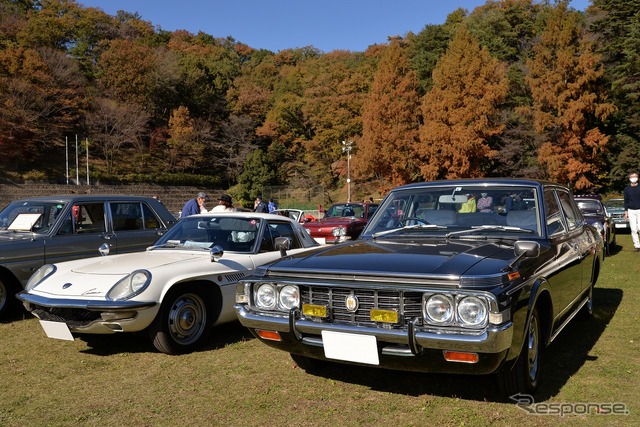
303, 202, 378, 244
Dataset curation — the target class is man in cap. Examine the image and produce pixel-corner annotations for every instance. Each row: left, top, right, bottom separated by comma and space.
181, 191, 208, 218
211, 194, 237, 212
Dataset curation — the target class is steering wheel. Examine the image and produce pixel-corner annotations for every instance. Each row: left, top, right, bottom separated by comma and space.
398, 217, 430, 226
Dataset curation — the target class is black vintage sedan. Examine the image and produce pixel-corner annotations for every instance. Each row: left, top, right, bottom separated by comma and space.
574, 195, 615, 256
235, 179, 603, 397
0, 195, 176, 318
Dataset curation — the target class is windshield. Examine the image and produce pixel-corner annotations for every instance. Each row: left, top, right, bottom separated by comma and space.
0, 201, 67, 233
604, 199, 624, 209
324, 203, 375, 218
576, 200, 603, 213
362, 184, 541, 238
153, 216, 262, 253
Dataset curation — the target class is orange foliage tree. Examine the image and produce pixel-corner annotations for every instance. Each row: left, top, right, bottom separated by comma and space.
526, 2, 615, 190
355, 37, 421, 192
416, 26, 509, 180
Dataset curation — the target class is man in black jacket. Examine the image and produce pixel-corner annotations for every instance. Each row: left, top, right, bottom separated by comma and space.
253, 196, 269, 213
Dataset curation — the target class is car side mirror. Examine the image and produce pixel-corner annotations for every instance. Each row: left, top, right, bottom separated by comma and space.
274, 236, 291, 257
514, 241, 540, 258
210, 245, 224, 262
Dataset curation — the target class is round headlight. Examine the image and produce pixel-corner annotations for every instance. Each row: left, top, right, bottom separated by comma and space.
255, 283, 277, 309
591, 221, 603, 232
332, 227, 346, 237
425, 294, 453, 324
278, 285, 300, 310
107, 270, 151, 301
457, 296, 487, 326
25, 264, 56, 291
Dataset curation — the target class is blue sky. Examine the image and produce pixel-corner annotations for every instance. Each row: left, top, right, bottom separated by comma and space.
78, 0, 592, 52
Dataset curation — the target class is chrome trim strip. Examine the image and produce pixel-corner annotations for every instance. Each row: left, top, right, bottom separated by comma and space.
549, 294, 589, 343
17, 292, 157, 310
264, 270, 461, 286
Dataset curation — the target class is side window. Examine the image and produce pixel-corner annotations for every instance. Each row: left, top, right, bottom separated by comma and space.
110, 202, 143, 231
74, 203, 106, 234
260, 222, 301, 252
557, 190, 581, 231
142, 203, 161, 229
544, 190, 566, 236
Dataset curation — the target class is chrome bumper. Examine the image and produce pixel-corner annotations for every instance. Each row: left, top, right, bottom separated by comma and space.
17, 291, 157, 311
235, 305, 513, 354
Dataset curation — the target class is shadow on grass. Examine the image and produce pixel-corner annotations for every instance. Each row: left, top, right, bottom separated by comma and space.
297, 287, 623, 402
78, 320, 254, 356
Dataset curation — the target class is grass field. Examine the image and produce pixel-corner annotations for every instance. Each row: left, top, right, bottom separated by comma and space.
2, 235, 639, 427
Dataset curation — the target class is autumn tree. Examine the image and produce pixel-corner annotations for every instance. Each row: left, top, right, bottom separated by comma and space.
526, 1, 615, 190
85, 97, 149, 175
354, 37, 420, 192
416, 26, 509, 180
164, 106, 205, 173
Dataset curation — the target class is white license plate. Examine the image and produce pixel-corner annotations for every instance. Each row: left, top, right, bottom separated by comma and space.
615, 223, 628, 228
321, 331, 379, 365
39, 320, 74, 341
314, 237, 326, 244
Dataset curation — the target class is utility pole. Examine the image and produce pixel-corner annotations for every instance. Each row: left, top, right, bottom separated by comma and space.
341, 140, 354, 202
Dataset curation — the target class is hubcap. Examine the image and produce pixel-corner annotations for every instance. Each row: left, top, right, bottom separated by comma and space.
167, 293, 207, 345
527, 316, 539, 383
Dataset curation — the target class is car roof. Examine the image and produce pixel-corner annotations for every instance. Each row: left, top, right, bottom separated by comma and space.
185, 211, 300, 223
9, 194, 161, 203
392, 178, 561, 191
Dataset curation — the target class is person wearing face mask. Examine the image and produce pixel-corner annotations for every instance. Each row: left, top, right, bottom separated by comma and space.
624, 171, 640, 251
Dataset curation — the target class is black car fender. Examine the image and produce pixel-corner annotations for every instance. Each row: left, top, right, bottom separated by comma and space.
500, 275, 553, 370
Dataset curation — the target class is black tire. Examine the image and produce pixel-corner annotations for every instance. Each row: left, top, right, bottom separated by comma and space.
0, 277, 17, 320
580, 283, 594, 319
290, 353, 328, 372
149, 286, 214, 355
497, 307, 541, 397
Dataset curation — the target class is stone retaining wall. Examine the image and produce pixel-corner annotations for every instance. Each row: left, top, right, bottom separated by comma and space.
0, 183, 222, 217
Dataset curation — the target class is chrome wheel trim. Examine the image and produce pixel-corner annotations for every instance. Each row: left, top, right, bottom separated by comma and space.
527, 314, 540, 383
167, 293, 207, 345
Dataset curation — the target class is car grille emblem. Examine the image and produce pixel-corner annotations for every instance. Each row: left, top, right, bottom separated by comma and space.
345, 293, 359, 312
62, 283, 72, 289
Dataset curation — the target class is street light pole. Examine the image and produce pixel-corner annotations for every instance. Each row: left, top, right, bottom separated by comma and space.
342, 140, 354, 202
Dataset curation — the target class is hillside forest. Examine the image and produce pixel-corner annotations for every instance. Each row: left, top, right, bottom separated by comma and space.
1, 0, 639, 205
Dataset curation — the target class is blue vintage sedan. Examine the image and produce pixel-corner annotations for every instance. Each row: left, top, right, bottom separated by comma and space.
235, 179, 603, 397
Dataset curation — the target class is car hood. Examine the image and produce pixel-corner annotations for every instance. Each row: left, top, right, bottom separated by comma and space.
263, 238, 520, 279
305, 217, 357, 228
29, 250, 233, 298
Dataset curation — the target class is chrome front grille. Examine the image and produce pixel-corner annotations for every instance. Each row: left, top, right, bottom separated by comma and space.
300, 286, 423, 328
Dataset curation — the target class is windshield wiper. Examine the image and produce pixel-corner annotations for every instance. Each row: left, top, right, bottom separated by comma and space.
373, 224, 447, 239
445, 225, 535, 238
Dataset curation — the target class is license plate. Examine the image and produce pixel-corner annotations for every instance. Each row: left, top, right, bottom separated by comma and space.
314, 237, 326, 244
39, 320, 74, 341
615, 223, 628, 228
321, 331, 379, 365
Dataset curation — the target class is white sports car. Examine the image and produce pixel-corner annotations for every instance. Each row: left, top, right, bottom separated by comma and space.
17, 212, 319, 354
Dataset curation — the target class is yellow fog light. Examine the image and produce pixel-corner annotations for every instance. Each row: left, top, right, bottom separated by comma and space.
302, 304, 327, 318
370, 309, 398, 323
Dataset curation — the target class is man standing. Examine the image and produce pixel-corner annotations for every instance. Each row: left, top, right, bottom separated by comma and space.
624, 171, 640, 251
181, 192, 208, 218
254, 196, 268, 213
